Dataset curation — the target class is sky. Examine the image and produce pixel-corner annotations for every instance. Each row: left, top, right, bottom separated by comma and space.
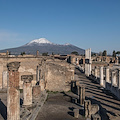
0, 0, 120, 54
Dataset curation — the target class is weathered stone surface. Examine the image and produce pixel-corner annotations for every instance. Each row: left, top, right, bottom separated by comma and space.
21, 75, 33, 82
105, 67, 109, 83
40, 79, 45, 91
2, 71, 8, 88
22, 75, 33, 106
0, 64, 3, 88
78, 85, 85, 105
100, 66, 104, 86
94, 66, 98, 78
111, 71, 117, 86
7, 62, 20, 71
91, 114, 101, 120
84, 100, 91, 118
33, 85, 41, 98
91, 104, 99, 115
0, 57, 74, 92
74, 108, 79, 118
118, 69, 120, 89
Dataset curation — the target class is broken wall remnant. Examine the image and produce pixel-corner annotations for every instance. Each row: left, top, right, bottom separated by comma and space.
0, 56, 74, 92
77, 85, 85, 105
84, 100, 91, 118
21, 75, 33, 106
84, 100, 100, 118
38, 60, 74, 92
32, 85, 41, 98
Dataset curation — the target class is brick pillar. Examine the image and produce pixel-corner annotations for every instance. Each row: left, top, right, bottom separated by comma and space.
84, 100, 91, 118
111, 71, 117, 86
21, 75, 33, 106
100, 66, 104, 86
118, 69, 120, 89
78, 85, 85, 105
7, 62, 20, 120
105, 67, 109, 83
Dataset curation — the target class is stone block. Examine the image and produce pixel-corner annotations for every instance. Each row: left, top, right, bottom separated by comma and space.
84, 100, 91, 118
91, 114, 101, 120
91, 104, 99, 115
74, 108, 79, 118
32, 85, 41, 98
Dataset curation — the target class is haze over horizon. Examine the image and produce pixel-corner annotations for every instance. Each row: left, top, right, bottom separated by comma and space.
0, 0, 120, 55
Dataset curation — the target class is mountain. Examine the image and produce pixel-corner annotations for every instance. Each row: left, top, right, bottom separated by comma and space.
0, 38, 85, 55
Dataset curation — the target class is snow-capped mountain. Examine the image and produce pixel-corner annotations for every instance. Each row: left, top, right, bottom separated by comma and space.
26, 38, 53, 45
0, 38, 85, 55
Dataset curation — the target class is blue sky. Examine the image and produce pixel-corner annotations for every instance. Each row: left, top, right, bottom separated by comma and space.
0, 0, 120, 54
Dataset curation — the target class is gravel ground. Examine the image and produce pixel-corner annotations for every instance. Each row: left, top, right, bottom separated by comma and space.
36, 92, 85, 120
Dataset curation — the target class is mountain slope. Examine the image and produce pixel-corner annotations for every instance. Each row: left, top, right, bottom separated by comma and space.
0, 38, 85, 55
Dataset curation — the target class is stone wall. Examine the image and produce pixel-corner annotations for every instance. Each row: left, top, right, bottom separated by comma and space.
0, 56, 74, 92
0, 57, 41, 89
43, 62, 74, 92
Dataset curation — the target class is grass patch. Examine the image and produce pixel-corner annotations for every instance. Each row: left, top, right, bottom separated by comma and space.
47, 90, 59, 94
19, 89, 23, 93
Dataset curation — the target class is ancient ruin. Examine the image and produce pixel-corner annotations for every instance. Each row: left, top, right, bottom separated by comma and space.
0, 49, 120, 120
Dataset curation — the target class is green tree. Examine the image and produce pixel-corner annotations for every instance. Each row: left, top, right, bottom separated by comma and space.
102, 50, 107, 56
91, 53, 96, 56
116, 51, 120, 55
21, 52, 26, 56
42, 52, 48, 56
52, 52, 54, 55
112, 50, 116, 57
71, 51, 79, 55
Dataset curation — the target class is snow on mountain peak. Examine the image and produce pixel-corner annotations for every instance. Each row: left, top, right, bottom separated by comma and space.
64, 43, 71, 45
27, 38, 52, 45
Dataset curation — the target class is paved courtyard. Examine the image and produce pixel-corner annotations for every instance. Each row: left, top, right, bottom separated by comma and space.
0, 68, 120, 120
36, 68, 120, 120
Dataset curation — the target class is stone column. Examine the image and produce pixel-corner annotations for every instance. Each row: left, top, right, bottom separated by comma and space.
89, 64, 91, 76
105, 67, 109, 83
21, 75, 33, 106
78, 85, 85, 105
36, 50, 39, 57
85, 48, 92, 77
94, 66, 98, 78
0, 64, 3, 89
85, 64, 89, 76
6, 50, 9, 57
100, 66, 104, 86
37, 66, 40, 82
111, 71, 117, 86
118, 69, 120, 89
2, 71, 8, 88
7, 62, 20, 120
84, 100, 91, 118
76, 58, 79, 65
40, 79, 45, 91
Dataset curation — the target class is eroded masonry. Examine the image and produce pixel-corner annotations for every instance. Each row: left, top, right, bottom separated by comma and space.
0, 50, 120, 120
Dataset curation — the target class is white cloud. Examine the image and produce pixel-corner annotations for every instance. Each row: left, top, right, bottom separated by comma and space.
0, 30, 19, 41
